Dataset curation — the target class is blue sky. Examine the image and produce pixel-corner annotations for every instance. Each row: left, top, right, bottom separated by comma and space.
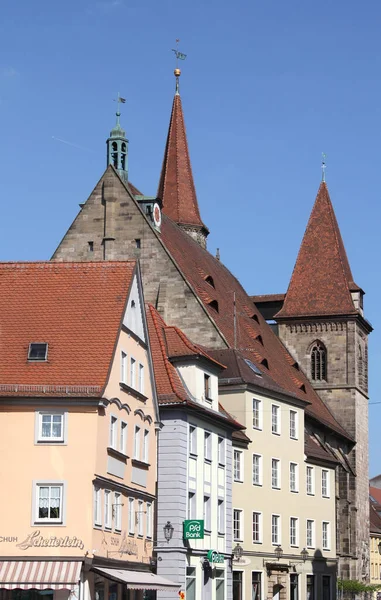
0, 0, 380, 472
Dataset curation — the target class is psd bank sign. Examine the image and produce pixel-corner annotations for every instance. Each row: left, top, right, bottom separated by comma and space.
183, 520, 204, 540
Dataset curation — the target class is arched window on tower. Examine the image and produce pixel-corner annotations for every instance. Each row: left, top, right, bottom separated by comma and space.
311, 341, 327, 381
112, 142, 118, 168
121, 143, 126, 171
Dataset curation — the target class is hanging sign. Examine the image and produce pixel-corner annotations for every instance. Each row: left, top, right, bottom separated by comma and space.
183, 520, 204, 540
206, 549, 225, 564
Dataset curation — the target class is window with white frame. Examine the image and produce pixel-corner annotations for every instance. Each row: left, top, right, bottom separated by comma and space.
272, 404, 280, 434
290, 517, 298, 546
218, 499, 225, 534
322, 521, 330, 550
252, 511, 261, 543
138, 363, 144, 394
120, 421, 127, 454
204, 431, 212, 462
146, 502, 153, 538
322, 470, 330, 498
234, 450, 243, 482
271, 458, 280, 489
306, 519, 315, 548
215, 569, 225, 600
121, 351, 127, 383
252, 398, 262, 429
130, 357, 136, 388
37, 412, 65, 442
94, 486, 102, 527
204, 373, 212, 399
204, 495, 211, 531
290, 462, 299, 492
218, 437, 225, 466
233, 509, 243, 541
110, 415, 117, 449
128, 498, 134, 534
271, 514, 280, 545
104, 490, 111, 529
290, 410, 298, 439
306, 466, 315, 495
35, 483, 63, 523
189, 425, 197, 455
188, 492, 196, 520
137, 500, 144, 536
114, 492, 122, 531
143, 429, 149, 463
252, 454, 262, 486
186, 567, 196, 600
134, 425, 141, 460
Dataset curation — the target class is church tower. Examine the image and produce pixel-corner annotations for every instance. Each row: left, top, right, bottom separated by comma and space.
106, 96, 128, 183
157, 68, 209, 248
274, 181, 372, 581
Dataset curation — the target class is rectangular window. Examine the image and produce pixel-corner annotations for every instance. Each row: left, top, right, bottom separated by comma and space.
28, 342, 48, 361
290, 410, 298, 439
233, 572, 243, 600
189, 425, 197, 455
104, 490, 111, 529
272, 514, 280, 545
143, 429, 149, 463
134, 426, 141, 460
306, 466, 314, 495
252, 454, 262, 486
38, 412, 64, 442
306, 519, 315, 548
252, 398, 262, 429
218, 499, 225, 534
146, 502, 152, 538
233, 509, 243, 541
137, 500, 144, 536
138, 363, 144, 394
94, 486, 102, 526
35, 483, 63, 523
130, 357, 136, 388
290, 574, 299, 600
120, 421, 127, 454
290, 462, 299, 492
215, 569, 225, 600
252, 511, 261, 543
188, 492, 196, 520
307, 575, 315, 600
322, 521, 330, 550
128, 498, 134, 534
322, 470, 330, 497
290, 517, 298, 547
186, 567, 196, 600
322, 576, 331, 600
218, 436, 225, 466
114, 492, 122, 531
204, 431, 212, 461
272, 458, 280, 489
252, 572, 262, 600
204, 495, 211, 531
204, 373, 212, 399
121, 351, 127, 383
234, 450, 243, 482
110, 415, 117, 449
272, 404, 280, 434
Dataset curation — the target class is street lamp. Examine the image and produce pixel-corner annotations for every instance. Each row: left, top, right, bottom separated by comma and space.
274, 545, 283, 561
301, 548, 309, 562
232, 544, 243, 561
163, 521, 174, 543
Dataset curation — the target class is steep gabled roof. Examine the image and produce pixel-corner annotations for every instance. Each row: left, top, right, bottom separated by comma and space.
157, 92, 208, 233
276, 182, 358, 318
0, 261, 135, 396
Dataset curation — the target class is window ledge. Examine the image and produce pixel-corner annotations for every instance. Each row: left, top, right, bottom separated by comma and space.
290, 490, 299, 494
132, 458, 150, 470
189, 452, 198, 459
253, 483, 262, 487
120, 382, 147, 403
272, 431, 281, 436
34, 521, 64, 526
107, 447, 128, 463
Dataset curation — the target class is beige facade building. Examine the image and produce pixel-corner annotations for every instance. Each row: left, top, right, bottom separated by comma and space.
0, 262, 179, 600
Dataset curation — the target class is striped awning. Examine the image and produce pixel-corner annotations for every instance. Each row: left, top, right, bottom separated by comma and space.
0, 561, 82, 590
93, 567, 180, 591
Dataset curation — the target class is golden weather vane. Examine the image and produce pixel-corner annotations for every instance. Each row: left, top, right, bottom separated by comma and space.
171, 39, 187, 93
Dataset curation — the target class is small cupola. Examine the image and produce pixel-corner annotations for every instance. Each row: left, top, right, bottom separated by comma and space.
106, 94, 129, 183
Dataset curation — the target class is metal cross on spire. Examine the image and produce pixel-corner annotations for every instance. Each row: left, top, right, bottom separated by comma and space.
113, 93, 126, 127
321, 152, 327, 183
171, 39, 187, 93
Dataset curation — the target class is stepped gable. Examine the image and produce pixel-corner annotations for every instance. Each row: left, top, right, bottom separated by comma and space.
0, 261, 136, 395
277, 182, 358, 318
160, 214, 351, 440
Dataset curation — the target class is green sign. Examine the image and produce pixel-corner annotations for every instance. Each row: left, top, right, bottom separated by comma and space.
183, 520, 204, 540
207, 549, 225, 564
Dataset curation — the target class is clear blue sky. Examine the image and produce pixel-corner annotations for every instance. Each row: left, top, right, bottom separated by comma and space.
0, 0, 380, 472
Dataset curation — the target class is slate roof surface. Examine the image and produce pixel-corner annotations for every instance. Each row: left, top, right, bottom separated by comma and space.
276, 182, 358, 318
0, 261, 135, 396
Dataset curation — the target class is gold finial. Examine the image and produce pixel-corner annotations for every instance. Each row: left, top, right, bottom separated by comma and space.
174, 68, 181, 77
171, 39, 186, 94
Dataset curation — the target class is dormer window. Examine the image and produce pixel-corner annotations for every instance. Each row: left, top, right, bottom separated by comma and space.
204, 374, 212, 400
208, 300, 219, 313
205, 275, 215, 289
28, 343, 48, 361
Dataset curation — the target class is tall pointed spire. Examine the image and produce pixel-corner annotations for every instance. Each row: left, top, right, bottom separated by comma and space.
106, 94, 129, 183
276, 182, 360, 318
157, 69, 209, 249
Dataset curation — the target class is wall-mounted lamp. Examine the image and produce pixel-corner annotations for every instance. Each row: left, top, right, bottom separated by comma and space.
232, 544, 243, 561
163, 521, 174, 543
301, 548, 309, 562
274, 545, 283, 561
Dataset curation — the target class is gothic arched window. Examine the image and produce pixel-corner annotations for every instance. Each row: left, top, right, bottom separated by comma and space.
311, 341, 327, 381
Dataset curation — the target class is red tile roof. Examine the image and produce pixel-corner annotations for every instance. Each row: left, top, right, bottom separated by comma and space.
370, 486, 381, 506
157, 92, 208, 233
251, 294, 285, 303
370, 499, 381, 534
0, 261, 135, 396
163, 325, 225, 369
276, 183, 358, 318
159, 214, 351, 440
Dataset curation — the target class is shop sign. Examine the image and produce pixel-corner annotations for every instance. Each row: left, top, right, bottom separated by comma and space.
206, 549, 224, 564
16, 531, 84, 550
183, 520, 204, 540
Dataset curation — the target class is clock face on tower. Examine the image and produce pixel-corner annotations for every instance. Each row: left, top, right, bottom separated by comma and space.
153, 203, 162, 227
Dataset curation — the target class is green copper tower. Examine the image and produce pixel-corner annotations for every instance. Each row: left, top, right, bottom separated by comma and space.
106, 95, 128, 183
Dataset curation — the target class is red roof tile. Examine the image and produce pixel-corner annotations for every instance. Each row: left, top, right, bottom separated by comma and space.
163, 326, 225, 369
0, 261, 135, 396
370, 499, 381, 534
157, 92, 208, 233
276, 183, 358, 318
370, 487, 381, 506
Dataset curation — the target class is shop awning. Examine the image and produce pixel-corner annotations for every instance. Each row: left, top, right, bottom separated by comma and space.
0, 561, 82, 590
93, 567, 180, 591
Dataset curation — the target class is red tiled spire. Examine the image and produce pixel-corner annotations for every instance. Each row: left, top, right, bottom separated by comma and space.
157, 88, 209, 237
276, 182, 358, 318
